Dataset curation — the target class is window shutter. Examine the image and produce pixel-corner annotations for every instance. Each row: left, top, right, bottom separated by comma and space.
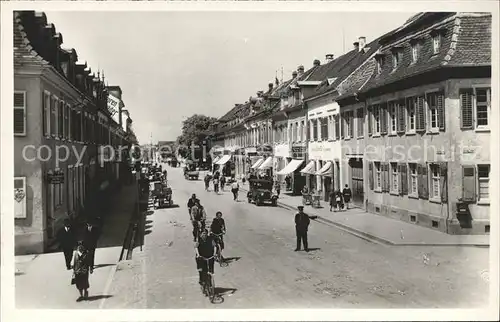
418, 163, 429, 199
380, 103, 388, 135
401, 163, 408, 195
462, 165, 476, 202
397, 101, 406, 133
340, 114, 345, 139
437, 92, 445, 131
398, 164, 403, 195
440, 162, 448, 203
58, 101, 64, 139
385, 163, 390, 192
42, 93, 47, 136
14, 177, 27, 218
51, 99, 56, 137
460, 89, 473, 129
369, 162, 374, 190
368, 106, 373, 136
416, 96, 426, 131
14, 92, 26, 135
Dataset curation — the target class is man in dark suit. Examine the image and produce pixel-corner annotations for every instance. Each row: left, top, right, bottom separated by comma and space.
56, 218, 76, 270
83, 220, 100, 271
294, 206, 310, 252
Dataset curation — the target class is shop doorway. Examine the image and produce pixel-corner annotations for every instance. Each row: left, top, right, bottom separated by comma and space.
349, 158, 364, 206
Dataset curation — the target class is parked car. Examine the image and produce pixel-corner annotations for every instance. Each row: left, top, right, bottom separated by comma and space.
247, 179, 278, 206
151, 181, 173, 208
184, 163, 199, 180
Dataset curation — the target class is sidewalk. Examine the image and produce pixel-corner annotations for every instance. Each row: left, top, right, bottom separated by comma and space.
15, 182, 139, 308
238, 183, 489, 247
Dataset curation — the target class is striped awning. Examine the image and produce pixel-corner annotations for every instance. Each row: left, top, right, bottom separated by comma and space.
316, 161, 333, 176
300, 160, 316, 175
212, 156, 221, 164
251, 158, 264, 169
258, 157, 273, 170
216, 155, 231, 165
276, 159, 303, 175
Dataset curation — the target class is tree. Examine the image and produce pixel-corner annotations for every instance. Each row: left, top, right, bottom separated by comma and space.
176, 114, 217, 159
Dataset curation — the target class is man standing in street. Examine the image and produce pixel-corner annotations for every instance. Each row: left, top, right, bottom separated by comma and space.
56, 218, 76, 270
342, 184, 352, 210
294, 206, 310, 252
83, 220, 100, 272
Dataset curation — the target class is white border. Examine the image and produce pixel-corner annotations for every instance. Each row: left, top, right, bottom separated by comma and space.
1, 1, 499, 322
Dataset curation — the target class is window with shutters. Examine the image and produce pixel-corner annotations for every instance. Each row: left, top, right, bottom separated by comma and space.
321, 118, 328, 140
388, 101, 397, 135
14, 91, 26, 136
409, 163, 418, 197
58, 100, 64, 139
335, 115, 340, 140
313, 119, 318, 141
357, 108, 364, 138
373, 105, 381, 135
348, 111, 354, 138
429, 163, 441, 201
476, 88, 490, 128
64, 104, 70, 140
14, 177, 27, 218
43, 91, 51, 136
375, 162, 382, 191
328, 116, 334, 140
460, 89, 474, 129
390, 162, 399, 193
344, 113, 350, 139
406, 97, 416, 133
52, 97, 58, 137
397, 100, 406, 133
426, 92, 441, 132
478, 164, 490, 203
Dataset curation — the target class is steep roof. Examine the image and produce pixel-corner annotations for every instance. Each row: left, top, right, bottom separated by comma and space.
361, 12, 491, 93
14, 12, 49, 68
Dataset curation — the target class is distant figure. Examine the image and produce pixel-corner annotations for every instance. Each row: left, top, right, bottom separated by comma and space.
301, 186, 309, 195
342, 184, 352, 210
220, 175, 226, 191
329, 190, 335, 212
204, 174, 211, 191
72, 243, 92, 301
57, 218, 76, 270
333, 189, 344, 212
83, 221, 99, 271
294, 206, 310, 252
231, 180, 240, 201
285, 175, 291, 190
274, 180, 281, 197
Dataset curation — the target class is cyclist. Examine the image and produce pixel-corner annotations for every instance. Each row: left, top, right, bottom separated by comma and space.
191, 201, 206, 241
195, 229, 217, 286
187, 194, 199, 214
210, 211, 226, 258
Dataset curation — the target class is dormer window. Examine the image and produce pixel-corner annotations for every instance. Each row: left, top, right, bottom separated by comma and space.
391, 47, 403, 71
410, 39, 422, 63
432, 34, 441, 54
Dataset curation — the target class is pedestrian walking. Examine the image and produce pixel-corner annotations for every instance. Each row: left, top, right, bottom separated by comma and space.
231, 180, 240, 201
83, 220, 99, 270
72, 243, 92, 301
285, 175, 291, 190
204, 173, 211, 191
274, 180, 281, 197
294, 206, 310, 252
333, 189, 344, 211
56, 218, 76, 270
220, 175, 226, 191
213, 176, 219, 193
342, 184, 352, 209
329, 190, 335, 212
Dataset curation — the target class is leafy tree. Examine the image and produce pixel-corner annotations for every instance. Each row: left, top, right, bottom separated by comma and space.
176, 114, 217, 159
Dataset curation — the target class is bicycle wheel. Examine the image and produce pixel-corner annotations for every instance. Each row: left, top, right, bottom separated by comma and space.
208, 275, 216, 303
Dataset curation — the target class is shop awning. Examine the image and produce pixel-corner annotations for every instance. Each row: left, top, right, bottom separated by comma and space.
258, 157, 273, 170
276, 159, 303, 175
212, 156, 221, 164
251, 158, 264, 169
300, 160, 316, 175
316, 161, 333, 176
216, 155, 231, 165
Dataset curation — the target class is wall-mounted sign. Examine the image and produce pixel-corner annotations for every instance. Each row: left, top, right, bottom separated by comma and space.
47, 169, 65, 184
291, 145, 307, 159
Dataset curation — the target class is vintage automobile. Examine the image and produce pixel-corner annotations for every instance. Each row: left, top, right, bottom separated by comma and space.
184, 163, 199, 180
246, 179, 279, 206
151, 181, 173, 209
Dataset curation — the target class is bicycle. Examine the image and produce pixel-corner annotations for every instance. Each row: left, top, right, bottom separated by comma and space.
192, 220, 205, 242
212, 232, 227, 267
198, 255, 216, 303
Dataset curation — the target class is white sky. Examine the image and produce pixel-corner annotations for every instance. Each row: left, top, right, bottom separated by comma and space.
45, 11, 414, 143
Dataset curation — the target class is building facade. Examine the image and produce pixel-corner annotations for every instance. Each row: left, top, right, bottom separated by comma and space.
14, 11, 134, 254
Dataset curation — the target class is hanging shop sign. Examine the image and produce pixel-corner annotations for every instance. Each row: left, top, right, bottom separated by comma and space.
291, 144, 307, 159
47, 169, 65, 184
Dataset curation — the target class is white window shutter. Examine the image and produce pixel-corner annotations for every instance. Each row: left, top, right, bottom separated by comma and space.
14, 177, 27, 218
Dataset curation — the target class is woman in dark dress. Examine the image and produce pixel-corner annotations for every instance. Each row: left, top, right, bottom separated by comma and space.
72, 243, 92, 301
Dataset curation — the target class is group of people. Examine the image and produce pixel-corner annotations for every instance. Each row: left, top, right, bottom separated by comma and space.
56, 218, 100, 301
328, 184, 353, 212
204, 171, 240, 201
187, 194, 227, 286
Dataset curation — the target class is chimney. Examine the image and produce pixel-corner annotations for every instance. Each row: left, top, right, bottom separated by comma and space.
325, 54, 334, 63
313, 59, 321, 67
358, 36, 366, 51
292, 71, 298, 78
268, 82, 274, 91
353, 42, 359, 51
297, 65, 305, 76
